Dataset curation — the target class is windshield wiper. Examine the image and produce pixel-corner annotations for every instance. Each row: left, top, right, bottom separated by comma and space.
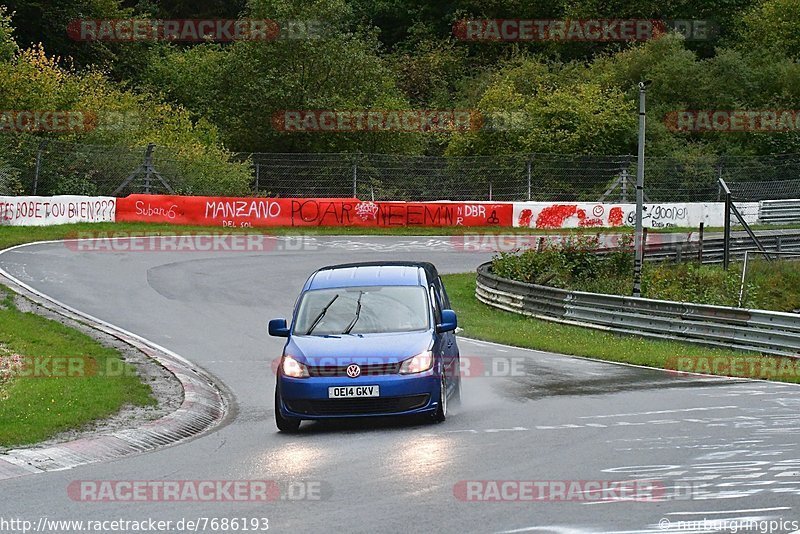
342, 291, 364, 335
306, 294, 339, 335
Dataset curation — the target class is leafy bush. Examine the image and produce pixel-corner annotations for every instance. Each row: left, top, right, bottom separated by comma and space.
641, 262, 743, 307
0, 155, 23, 195
492, 234, 632, 292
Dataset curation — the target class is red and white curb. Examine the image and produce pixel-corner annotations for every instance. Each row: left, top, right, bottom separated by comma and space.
0, 241, 228, 480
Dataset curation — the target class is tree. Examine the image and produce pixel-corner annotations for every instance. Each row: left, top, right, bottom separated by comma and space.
738, 0, 800, 59
144, 0, 425, 153
0, 5, 18, 61
0, 36, 251, 195
446, 56, 637, 156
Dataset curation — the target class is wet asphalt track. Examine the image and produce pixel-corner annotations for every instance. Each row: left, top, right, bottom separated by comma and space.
0, 235, 798, 534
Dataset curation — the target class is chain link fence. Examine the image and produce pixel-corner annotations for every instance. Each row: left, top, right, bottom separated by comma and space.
2, 133, 800, 202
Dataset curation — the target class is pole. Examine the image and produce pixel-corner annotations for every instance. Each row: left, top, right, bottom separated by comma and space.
697, 222, 704, 262
724, 190, 731, 270
738, 251, 749, 307
621, 169, 628, 202
255, 162, 260, 194
632, 82, 648, 297
526, 159, 532, 201
143, 143, 155, 194
352, 158, 357, 198
33, 140, 48, 195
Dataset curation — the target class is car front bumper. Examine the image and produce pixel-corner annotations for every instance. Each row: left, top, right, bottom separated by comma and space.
277, 371, 441, 419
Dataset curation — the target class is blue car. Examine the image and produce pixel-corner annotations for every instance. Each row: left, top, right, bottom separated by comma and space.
269, 261, 461, 432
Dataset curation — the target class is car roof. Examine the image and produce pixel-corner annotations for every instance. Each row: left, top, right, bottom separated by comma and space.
305, 261, 439, 290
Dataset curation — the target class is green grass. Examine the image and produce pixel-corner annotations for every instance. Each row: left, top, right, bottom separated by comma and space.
0, 288, 154, 447
442, 272, 800, 384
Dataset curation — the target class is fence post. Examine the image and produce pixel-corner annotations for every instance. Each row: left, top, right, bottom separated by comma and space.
489, 182, 493, 201
526, 158, 532, 201
352, 157, 358, 198
33, 140, 48, 195
621, 169, 628, 202
143, 143, 155, 194
255, 162, 260, 194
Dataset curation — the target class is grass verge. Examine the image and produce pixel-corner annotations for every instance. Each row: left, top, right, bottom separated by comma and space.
0, 287, 154, 447
442, 272, 800, 384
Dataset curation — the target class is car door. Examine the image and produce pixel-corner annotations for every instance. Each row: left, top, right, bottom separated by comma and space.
432, 278, 458, 387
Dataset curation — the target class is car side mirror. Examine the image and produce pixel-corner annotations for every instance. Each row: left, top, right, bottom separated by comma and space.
269, 318, 290, 337
436, 309, 457, 333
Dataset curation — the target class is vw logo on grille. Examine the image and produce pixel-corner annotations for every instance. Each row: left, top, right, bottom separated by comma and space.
346, 364, 361, 378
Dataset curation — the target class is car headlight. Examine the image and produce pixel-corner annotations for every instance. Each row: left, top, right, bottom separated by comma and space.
399, 351, 434, 374
282, 355, 309, 378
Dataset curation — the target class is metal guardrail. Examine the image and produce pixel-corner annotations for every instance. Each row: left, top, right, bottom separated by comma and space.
631, 231, 800, 264
759, 200, 800, 224
475, 262, 800, 357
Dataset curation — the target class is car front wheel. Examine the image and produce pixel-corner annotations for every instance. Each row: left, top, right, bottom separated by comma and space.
432, 373, 447, 423
275, 388, 301, 433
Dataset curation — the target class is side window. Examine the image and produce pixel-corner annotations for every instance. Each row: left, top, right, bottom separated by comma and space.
437, 277, 451, 308
429, 285, 442, 324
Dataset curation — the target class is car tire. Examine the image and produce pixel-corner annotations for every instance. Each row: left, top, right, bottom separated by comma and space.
275, 388, 301, 433
432, 373, 447, 423
452, 372, 461, 407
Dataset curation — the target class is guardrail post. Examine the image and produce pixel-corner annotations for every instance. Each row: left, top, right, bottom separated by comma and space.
698, 222, 704, 262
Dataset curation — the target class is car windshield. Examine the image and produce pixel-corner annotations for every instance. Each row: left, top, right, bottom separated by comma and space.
294, 285, 430, 335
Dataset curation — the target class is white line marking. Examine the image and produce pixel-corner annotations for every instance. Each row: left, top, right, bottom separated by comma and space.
579, 407, 739, 419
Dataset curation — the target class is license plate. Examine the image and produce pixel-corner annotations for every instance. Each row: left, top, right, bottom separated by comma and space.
328, 385, 380, 398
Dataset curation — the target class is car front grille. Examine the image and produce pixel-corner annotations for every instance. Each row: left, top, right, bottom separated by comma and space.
285, 394, 430, 416
307, 362, 401, 377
